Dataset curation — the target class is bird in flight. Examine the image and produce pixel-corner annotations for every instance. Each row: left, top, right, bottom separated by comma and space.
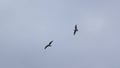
73, 25, 78, 35
44, 41, 53, 49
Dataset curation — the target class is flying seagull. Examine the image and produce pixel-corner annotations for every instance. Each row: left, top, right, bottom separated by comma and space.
73, 25, 78, 35
44, 41, 53, 49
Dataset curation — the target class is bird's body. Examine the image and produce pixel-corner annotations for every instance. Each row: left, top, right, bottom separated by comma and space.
73, 25, 78, 35
44, 41, 53, 49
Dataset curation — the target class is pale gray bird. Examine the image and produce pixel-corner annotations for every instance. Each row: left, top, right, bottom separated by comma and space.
44, 41, 53, 49
73, 25, 78, 35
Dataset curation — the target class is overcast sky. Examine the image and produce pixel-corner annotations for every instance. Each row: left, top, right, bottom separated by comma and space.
0, 0, 120, 68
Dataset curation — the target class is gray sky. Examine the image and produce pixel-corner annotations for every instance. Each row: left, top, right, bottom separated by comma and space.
0, 0, 120, 68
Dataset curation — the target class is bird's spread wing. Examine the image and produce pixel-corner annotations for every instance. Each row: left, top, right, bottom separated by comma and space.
44, 45, 49, 49
75, 25, 77, 30
49, 41, 53, 45
74, 30, 76, 35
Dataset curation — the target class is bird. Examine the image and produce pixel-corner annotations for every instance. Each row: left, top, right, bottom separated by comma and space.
73, 25, 78, 35
44, 41, 53, 49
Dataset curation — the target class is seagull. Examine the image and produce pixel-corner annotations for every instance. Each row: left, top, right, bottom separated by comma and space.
44, 41, 53, 49
73, 25, 78, 35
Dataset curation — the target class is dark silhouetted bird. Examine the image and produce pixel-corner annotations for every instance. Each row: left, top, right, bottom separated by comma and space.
44, 41, 53, 49
73, 25, 78, 35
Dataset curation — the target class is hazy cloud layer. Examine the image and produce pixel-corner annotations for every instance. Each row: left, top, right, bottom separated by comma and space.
0, 0, 120, 68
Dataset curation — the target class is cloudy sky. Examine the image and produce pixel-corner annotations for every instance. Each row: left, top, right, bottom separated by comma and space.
0, 0, 120, 68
